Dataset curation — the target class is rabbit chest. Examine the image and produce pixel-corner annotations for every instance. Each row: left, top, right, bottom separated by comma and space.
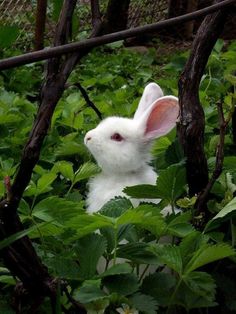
86, 166, 157, 213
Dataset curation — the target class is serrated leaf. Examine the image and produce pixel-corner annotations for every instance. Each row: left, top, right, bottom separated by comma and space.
124, 184, 160, 199
150, 244, 183, 275
167, 212, 194, 237
74, 162, 100, 183
141, 272, 176, 307
213, 197, 236, 221
33, 196, 84, 224
45, 256, 80, 280
53, 161, 74, 181
66, 214, 114, 240
117, 242, 161, 265
100, 197, 133, 217
117, 205, 163, 226
0, 222, 50, 250
185, 243, 235, 273
0, 113, 22, 124
37, 172, 57, 194
100, 263, 132, 278
130, 293, 158, 314
103, 273, 139, 296
74, 233, 107, 279
177, 272, 217, 310
156, 163, 186, 203
74, 280, 108, 304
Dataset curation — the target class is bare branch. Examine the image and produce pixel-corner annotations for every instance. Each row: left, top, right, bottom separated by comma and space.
195, 102, 226, 211
34, 0, 47, 50
91, 0, 102, 36
196, 101, 235, 212
0, 0, 235, 71
177, 0, 231, 200
74, 82, 103, 119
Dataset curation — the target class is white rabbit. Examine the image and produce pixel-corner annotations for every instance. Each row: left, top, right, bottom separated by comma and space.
84, 82, 179, 214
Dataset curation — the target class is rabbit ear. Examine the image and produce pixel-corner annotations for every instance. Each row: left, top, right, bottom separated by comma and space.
139, 96, 179, 140
134, 82, 164, 120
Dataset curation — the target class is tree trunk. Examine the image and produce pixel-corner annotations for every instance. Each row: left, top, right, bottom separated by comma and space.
34, 0, 47, 50
101, 0, 131, 34
168, 0, 199, 38
178, 0, 230, 199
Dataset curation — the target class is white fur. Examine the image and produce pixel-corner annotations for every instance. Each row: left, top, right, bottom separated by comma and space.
84, 82, 179, 213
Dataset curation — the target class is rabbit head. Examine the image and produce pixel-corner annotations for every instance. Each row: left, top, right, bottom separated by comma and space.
84, 83, 179, 174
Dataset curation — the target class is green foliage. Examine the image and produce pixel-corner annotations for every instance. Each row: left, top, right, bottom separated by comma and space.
0, 38, 236, 314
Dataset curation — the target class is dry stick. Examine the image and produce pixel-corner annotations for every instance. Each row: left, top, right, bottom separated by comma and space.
0, 0, 80, 309
0, 0, 235, 70
90, 0, 103, 36
0, 0, 105, 310
196, 103, 225, 207
196, 102, 233, 211
177, 0, 231, 201
34, 0, 47, 50
74, 82, 103, 120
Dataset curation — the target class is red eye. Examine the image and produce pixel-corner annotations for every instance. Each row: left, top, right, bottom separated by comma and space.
111, 133, 124, 142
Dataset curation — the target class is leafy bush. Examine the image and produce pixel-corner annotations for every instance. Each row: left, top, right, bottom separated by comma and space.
0, 40, 236, 313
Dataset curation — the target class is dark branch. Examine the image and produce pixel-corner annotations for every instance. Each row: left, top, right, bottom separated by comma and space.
177, 0, 231, 199
196, 101, 235, 211
34, 0, 47, 50
74, 82, 103, 120
0, 0, 80, 306
0, 0, 235, 70
195, 102, 226, 211
90, 0, 102, 36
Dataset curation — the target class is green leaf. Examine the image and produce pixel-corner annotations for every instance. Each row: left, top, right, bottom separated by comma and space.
100, 263, 132, 278
53, 161, 74, 181
66, 214, 114, 240
100, 197, 133, 217
0, 25, 19, 48
185, 243, 235, 273
0, 222, 50, 250
33, 196, 84, 224
74, 234, 107, 279
117, 242, 161, 265
167, 212, 194, 237
179, 232, 208, 267
45, 256, 80, 280
156, 163, 186, 204
150, 244, 183, 275
36, 172, 57, 194
130, 293, 159, 314
74, 162, 100, 183
178, 272, 217, 310
103, 273, 139, 296
141, 272, 176, 307
74, 279, 108, 304
0, 113, 23, 124
124, 184, 160, 199
213, 197, 236, 220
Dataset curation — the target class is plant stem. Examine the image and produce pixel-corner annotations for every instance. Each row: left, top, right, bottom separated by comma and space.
113, 226, 118, 265
166, 277, 182, 314
231, 219, 235, 247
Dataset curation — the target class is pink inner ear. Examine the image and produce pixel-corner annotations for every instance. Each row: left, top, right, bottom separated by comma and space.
145, 98, 179, 138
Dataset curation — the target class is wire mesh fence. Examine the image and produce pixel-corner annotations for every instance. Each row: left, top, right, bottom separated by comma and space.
0, 0, 235, 50
0, 0, 169, 49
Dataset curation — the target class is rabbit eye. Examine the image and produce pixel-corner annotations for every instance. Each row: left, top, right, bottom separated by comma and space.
111, 133, 124, 142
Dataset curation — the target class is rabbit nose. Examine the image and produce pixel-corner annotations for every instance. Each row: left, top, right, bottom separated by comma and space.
85, 132, 93, 144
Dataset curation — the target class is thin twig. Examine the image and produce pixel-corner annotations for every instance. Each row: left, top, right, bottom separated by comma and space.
0, 0, 235, 70
74, 82, 102, 120
63, 286, 87, 313
195, 101, 232, 212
